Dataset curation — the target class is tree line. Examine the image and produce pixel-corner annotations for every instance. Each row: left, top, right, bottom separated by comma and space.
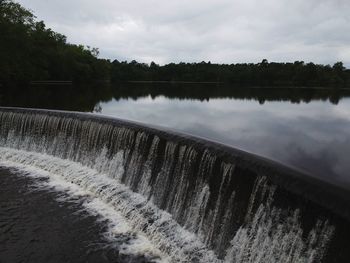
1, 0, 350, 89
111, 60, 350, 88
0, 0, 110, 87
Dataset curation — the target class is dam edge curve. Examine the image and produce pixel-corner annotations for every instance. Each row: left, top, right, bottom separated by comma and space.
0, 106, 349, 262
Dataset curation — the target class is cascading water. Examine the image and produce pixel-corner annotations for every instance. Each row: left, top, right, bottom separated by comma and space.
0, 107, 349, 263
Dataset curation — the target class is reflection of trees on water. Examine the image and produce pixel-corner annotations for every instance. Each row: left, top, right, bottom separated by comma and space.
93, 104, 103, 113
1, 82, 349, 112
0, 82, 113, 112
112, 83, 350, 105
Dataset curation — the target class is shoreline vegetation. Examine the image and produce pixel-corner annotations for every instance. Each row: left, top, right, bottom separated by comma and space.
1, 0, 350, 89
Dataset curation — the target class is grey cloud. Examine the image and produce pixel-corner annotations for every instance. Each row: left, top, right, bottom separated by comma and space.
18, 0, 350, 65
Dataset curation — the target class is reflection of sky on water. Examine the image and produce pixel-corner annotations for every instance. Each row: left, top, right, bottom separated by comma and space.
100, 96, 350, 186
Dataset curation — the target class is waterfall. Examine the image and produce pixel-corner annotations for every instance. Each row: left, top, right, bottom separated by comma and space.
0, 108, 349, 263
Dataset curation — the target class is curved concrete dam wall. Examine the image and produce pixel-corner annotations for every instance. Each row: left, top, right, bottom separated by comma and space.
0, 107, 349, 262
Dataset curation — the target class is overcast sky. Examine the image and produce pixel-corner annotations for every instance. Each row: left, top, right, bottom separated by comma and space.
18, 0, 350, 66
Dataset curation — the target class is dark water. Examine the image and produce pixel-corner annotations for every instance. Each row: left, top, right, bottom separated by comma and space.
102, 89, 350, 189
1, 108, 348, 263
1, 83, 350, 188
0, 167, 158, 263
1, 87, 350, 262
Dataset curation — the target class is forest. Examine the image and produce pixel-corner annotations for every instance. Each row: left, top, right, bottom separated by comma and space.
0, 0, 110, 86
1, 0, 350, 89
111, 60, 350, 87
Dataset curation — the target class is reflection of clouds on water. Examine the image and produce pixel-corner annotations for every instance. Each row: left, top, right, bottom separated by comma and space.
100, 96, 350, 186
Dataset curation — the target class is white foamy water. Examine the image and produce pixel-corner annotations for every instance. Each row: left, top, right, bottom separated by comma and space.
0, 147, 219, 263
0, 161, 168, 263
0, 110, 337, 263
0, 147, 335, 263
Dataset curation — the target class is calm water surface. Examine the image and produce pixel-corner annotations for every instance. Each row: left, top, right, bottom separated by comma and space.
97, 86, 350, 188
1, 83, 350, 187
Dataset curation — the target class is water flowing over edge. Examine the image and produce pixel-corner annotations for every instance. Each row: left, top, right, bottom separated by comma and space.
0, 160, 168, 262
0, 108, 344, 262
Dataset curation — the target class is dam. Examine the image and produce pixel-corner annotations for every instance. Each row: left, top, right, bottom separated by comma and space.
0, 107, 349, 262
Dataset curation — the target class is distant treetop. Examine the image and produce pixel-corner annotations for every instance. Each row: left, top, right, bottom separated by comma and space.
1, 1, 349, 88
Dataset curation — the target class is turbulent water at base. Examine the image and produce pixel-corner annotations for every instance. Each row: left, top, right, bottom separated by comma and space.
0, 165, 166, 263
0, 110, 341, 262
